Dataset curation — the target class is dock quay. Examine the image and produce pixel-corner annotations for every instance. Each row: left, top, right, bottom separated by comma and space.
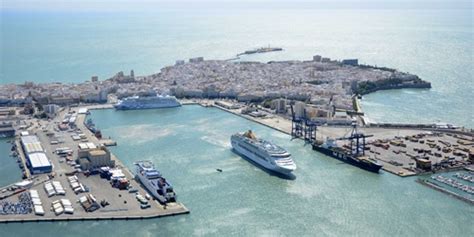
14, 139, 31, 179
82, 104, 114, 110
208, 100, 473, 177
0, 107, 189, 223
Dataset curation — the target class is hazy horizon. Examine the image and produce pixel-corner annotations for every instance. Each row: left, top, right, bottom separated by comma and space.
2, 0, 472, 12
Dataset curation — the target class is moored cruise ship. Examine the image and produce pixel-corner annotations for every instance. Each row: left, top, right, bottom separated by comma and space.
134, 160, 176, 204
114, 95, 181, 110
231, 130, 296, 175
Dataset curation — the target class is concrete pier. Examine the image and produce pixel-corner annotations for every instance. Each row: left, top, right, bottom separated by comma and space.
0, 108, 189, 223
15, 139, 31, 179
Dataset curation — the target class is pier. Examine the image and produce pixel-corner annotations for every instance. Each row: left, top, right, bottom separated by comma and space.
0, 108, 189, 223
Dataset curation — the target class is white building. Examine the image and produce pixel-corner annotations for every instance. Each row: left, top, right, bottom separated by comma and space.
44, 104, 60, 116
274, 99, 287, 114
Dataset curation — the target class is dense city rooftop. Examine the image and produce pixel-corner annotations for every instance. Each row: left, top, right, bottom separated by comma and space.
0, 56, 429, 110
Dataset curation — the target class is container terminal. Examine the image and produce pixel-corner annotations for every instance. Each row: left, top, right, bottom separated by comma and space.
207, 99, 473, 177
0, 107, 188, 223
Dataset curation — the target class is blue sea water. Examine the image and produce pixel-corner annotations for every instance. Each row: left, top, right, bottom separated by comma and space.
0, 6, 473, 236
1, 8, 472, 127
1, 105, 473, 237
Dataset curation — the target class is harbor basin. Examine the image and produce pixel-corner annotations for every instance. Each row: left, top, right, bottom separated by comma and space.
0, 105, 473, 236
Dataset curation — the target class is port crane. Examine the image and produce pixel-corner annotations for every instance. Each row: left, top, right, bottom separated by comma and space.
336, 122, 373, 156
290, 104, 317, 143
290, 105, 303, 139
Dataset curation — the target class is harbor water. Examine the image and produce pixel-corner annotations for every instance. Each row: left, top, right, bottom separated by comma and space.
0, 138, 22, 188
1, 105, 472, 236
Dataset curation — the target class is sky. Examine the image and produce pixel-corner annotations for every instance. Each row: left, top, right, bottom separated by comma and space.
1, 0, 472, 12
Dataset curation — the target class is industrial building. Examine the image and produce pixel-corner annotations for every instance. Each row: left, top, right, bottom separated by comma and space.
44, 104, 60, 116
342, 59, 359, 66
28, 153, 53, 174
313, 55, 322, 62
77, 145, 115, 170
273, 99, 287, 114
189, 57, 204, 63
20, 135, 52, 174
77, 108, 89, 114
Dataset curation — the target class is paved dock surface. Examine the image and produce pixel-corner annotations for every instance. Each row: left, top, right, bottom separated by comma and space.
0, 108, 189, 223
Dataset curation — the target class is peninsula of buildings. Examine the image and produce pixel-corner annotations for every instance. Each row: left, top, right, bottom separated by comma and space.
0, 55, 430, 113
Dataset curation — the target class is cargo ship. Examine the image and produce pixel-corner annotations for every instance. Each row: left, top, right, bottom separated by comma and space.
134, 160, 176, 204
114, 95, 181, 110
312, 123, 382, 173
231, 130, 296, 175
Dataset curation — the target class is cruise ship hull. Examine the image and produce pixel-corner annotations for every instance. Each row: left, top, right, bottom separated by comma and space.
115, 104, 181, 110
231, 140, 294, 175
312, 145, 382, 173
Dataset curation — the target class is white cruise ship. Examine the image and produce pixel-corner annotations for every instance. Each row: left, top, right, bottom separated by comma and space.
114, 95, 181, 110
134, 160, 176, 204
231, 130, 296, 175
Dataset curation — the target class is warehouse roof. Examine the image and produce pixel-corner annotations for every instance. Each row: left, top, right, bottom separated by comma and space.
24, 142, 44, 154
28, 152, 52, 168
21, 135, 40, 144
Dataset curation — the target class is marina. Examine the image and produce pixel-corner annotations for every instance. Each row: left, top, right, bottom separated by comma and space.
418, 170, 474, 205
